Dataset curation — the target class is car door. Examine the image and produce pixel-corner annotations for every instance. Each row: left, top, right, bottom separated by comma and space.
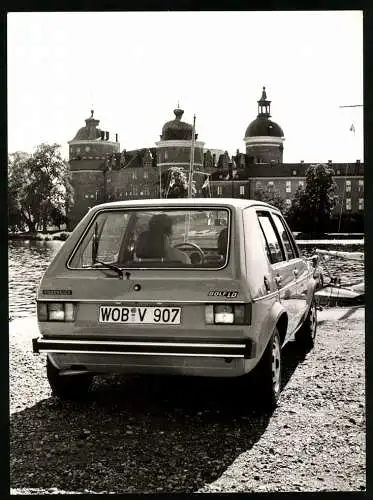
271, 212, 309, 332
273, 214, 311, 325
257, 210, 299, 338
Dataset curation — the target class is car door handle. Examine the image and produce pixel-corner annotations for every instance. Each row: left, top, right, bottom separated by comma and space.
293, 269, 299, 277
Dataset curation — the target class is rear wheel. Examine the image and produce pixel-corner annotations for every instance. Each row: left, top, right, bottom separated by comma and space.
252, 328, 282, 411
47, 357, 93, 400
295, 298, 317, 350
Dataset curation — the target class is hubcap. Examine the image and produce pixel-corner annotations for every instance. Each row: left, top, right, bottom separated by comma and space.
271, 336, 281, 395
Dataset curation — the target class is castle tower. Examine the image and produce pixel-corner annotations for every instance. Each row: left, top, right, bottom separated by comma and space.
244, 87, 285, 164
68, 110, 120, 227
155, 106, 205, 170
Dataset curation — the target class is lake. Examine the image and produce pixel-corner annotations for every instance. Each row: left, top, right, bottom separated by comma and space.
8, 239, 364, 321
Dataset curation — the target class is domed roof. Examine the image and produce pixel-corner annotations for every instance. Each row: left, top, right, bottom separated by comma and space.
245, 117, 284, 138
161, 107, 194, 141
244, 86, 284, 138
72, 110, 102, 141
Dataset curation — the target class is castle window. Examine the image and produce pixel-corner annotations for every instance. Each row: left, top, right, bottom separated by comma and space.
298, 180, 304, 189
358, 180, 364, 191
217, 186, 222, 195
144, 186, 150, 196
90, 194, 94, 199
346, 180, 351, 192
286, 181, 291, 193
76, 147, 81, 153
84, 194, 89, 199
267, 181, 274, 193
255, 181, 262, 190
240, 185, 245, 195
85, 146, 90, 152
292, 170, 297, 176
133, 186, 138, 196
132, 171, 137, 180
359, 198, 364, 210
346, 198, 351, 211
144, 170, 149, 179
164, 151, 168, 161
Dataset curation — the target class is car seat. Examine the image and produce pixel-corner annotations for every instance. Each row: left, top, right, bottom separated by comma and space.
135, 230, 166, 262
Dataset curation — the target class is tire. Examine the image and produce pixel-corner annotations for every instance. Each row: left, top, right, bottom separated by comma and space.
47, 357, 93, 400
252, 328, 282, 411
295, 298, 317, 350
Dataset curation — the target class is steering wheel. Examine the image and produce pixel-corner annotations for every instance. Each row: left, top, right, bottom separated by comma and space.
174, 242, 205, 265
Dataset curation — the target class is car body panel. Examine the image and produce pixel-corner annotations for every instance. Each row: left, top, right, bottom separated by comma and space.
33, 198, 316, 378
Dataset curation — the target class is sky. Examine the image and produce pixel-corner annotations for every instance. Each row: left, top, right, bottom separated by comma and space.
7, 11, 363, 163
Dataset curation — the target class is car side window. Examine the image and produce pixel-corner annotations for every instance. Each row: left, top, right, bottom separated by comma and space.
272, 213, 296, 260
257, 212, 285, 264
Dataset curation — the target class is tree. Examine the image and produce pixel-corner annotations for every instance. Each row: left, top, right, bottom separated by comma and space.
8, 151, 31, 231
254, 188, 287, 213
287, 163, 337, 234
8, 143, 74, 232
160, 167, 196, 198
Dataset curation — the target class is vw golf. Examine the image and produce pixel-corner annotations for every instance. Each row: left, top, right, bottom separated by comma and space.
33, 198, 317, 409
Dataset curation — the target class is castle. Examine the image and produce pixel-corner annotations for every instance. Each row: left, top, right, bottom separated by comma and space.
68, 87, 364, 228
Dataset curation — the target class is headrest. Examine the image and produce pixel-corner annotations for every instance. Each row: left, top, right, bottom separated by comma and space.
218, 228, 228, 255
149, 213, 172, 235
135, 230, 166, 259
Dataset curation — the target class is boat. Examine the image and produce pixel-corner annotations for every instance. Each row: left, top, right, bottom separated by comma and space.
314, 248, 364, 307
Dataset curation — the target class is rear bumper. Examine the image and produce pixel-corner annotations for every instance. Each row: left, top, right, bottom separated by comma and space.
32, 336, 254, 359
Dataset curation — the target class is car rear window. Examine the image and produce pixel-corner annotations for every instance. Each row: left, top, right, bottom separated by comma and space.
68, 208, 231, 269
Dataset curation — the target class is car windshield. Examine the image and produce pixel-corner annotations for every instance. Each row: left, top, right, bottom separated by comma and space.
69, 208, 230, 269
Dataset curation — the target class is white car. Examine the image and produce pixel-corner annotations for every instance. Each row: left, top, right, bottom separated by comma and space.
33, 198, 317, 409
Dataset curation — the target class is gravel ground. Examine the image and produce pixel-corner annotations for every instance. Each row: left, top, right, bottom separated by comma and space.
10, 307, 365, 494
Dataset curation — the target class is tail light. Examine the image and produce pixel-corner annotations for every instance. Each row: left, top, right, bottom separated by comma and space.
205, 303, 251, 325
37, 302, 75, 322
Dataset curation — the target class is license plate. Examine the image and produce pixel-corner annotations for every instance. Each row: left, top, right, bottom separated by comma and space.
99, 306, 182, 324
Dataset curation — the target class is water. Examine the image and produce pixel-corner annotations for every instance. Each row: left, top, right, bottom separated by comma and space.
8, 240, 63, 320
8, 240, 365, 321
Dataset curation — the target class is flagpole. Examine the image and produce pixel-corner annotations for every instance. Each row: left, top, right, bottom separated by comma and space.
188, 115, 196, 198
337, 123, 355, 233
159, 165, 162, 199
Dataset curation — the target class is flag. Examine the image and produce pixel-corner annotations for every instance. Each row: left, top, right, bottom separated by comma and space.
350, 124, 356, 133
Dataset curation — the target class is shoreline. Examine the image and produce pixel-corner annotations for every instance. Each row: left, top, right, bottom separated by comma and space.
8, 231, 70, 242
8, 232, 365, 244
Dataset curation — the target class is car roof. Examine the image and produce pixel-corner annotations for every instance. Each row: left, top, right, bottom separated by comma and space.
90, 198, 279, 212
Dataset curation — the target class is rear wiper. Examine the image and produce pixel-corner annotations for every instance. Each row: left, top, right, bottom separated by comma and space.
93, 259, 124, 280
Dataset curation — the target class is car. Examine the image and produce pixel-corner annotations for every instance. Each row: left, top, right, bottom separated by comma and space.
32, 198, 318, 409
